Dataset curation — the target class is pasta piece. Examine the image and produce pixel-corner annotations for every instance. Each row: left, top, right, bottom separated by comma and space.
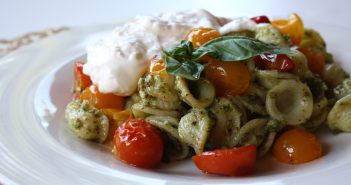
65, 101, 109, 143
231, 83, 267, 115
178, 108, 213, 154
255, 69, 297, 89
139, 73, 182, 110
266, 79, 313, 125
146, 116, 189, 161
334, 77, 351, 100
305, 77, 328, 101
258, 132, 276, 157
207, 97, 246, 148
131, 102, 181, 118
322, 64, 348, 88
327, 95, 351, 132
124, 94, 141, 110
234, 118, 268, 147
175, 76, 215, 109
302, 96, 328, 131
255, 24, 289, 47
288, 50, 313, 79
235, 119, 283, 157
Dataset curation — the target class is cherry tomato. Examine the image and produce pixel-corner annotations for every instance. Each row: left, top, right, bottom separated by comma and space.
254, 54, 295, 73
272, 127, 322, 164
80, 85, 125, 109
250, 15, 271, 24
102, 109, 132, 147
148, 58, 166, 74
204, 59, 250, 96
74, 61, 92, 93
271, 13, 304, 45
185, 28, 220, 48
192, 145, 256, 176
114, 118, 164, 168
298, 47, 325, 75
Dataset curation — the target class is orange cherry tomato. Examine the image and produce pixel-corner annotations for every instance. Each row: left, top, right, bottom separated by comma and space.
148, 58, 166, 74
192, 145, 256, 176
271, 13, 304, 45
114, 118, 164, 168
80, 85, 125, 110
272, 127, 322, 164
74, 61, 92, 93
298, 47, 325, 75
204, 59, 250, 96
254, 54, 296, 73
185, 28, 220, 48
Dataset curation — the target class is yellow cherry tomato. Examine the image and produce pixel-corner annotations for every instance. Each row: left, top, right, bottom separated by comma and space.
272, 127, 322, 164
204, 59, 250, 96
271, 13, 304, 45
185, 28, 220, 48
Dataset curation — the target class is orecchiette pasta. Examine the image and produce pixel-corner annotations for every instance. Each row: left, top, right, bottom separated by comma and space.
255, 24, 289, 47
322, 63, 348, 88
207, 97, 246, 148
178, 108, 213, 154
232, 83, 267, 115
139, 73, 182, 110
288, 50, 313, 79
234, 118, 268, 147
334, 77, 351, 100
65, 101, 109, 143
255, 69, 297, 89
131, 102, 181, 118
327, 95, 351, 132
266, 79, 313, 125
302, 95, 328, 130
145, 115, 189, 161
175, 76, 215, 109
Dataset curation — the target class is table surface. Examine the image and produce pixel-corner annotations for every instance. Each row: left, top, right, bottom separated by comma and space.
1, 0, 350, 39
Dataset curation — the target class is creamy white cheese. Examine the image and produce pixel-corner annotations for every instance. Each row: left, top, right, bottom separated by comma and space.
83, 9, 221, 96
219, 17, 257, 35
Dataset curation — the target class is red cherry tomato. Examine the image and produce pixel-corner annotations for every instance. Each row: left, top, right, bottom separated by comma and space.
114, 118, 164, 168
192, 145, 256, 176
254, 54, 295, 73
74, 62, 92, 93
250, 15, 271, 24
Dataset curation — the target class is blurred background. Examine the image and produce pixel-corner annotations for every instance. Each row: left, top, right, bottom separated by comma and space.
0, 0, 349, 38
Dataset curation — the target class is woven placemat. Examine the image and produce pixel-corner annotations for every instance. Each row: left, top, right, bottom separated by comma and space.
0, 27, 69, 57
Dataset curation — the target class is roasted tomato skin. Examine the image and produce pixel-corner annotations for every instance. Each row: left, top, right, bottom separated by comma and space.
114, 118, 164, 168
272, 127, 322, 164
254, 54, 295, 73
204, 59, 250, 96
80, 85, 125, 110
250, 15, 271, 24
74, 61, 92, 93
192, 145, 256, 176
185, 28, 220, 48
271, 13, 304, 45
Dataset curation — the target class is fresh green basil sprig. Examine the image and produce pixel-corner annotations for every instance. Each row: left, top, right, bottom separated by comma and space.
162, 36, 295, 80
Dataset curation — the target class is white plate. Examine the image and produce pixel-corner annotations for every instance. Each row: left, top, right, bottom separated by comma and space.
1, 21, 351, 185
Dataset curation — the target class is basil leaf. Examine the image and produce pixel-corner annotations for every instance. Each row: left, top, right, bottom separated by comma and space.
166, 40, 194, 61
192, 36, 294, 61
162, 51, 204, 80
